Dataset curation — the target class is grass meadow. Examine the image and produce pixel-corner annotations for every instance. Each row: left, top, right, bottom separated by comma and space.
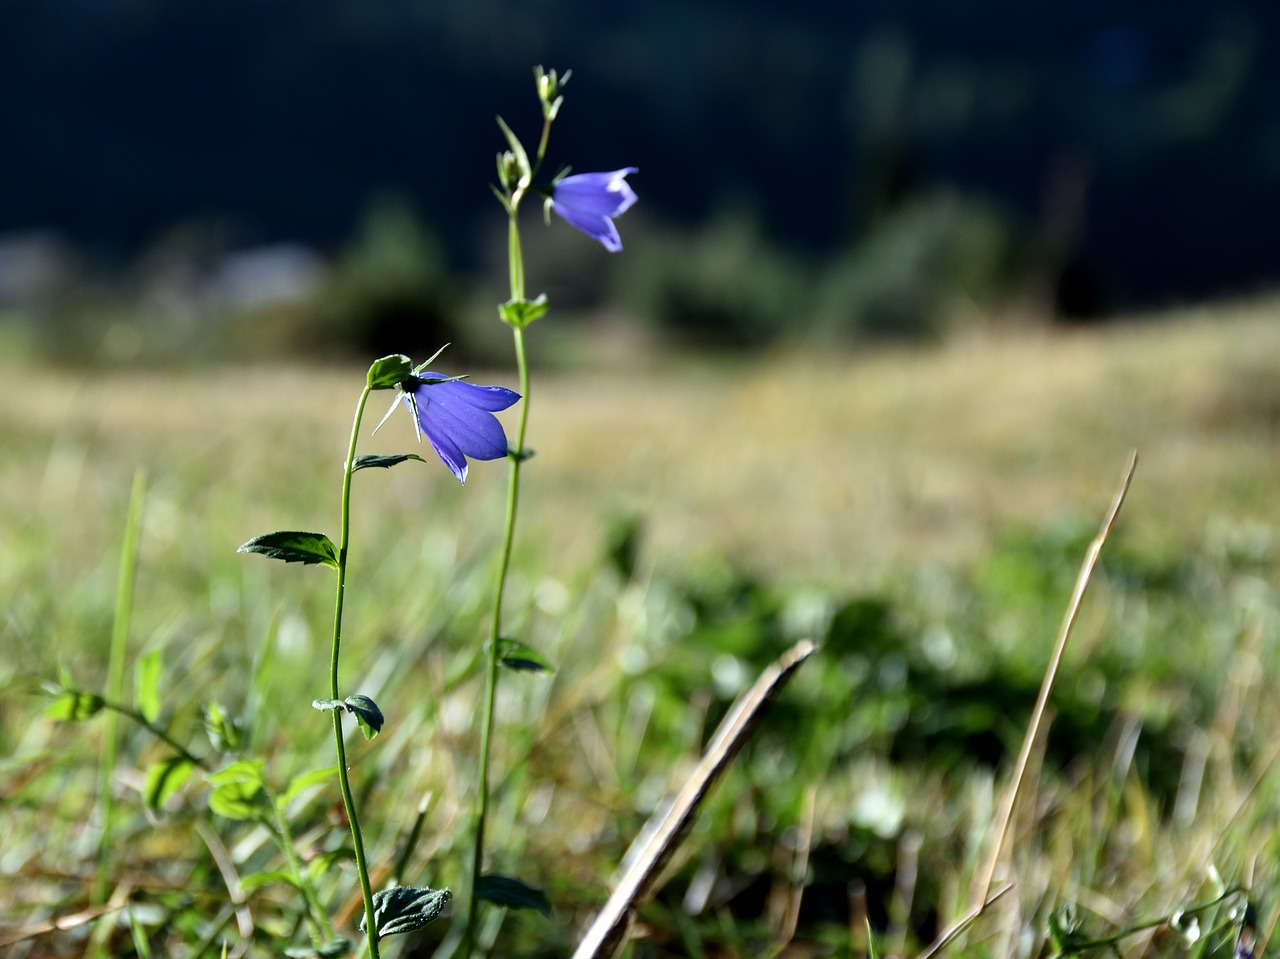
2, 300, 1279, 958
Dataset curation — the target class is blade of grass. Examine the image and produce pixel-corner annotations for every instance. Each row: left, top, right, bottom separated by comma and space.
974, 450, 1138, 907
572, 638, 816, 959
912, 450, 1137, 959
95, 468, 147, 906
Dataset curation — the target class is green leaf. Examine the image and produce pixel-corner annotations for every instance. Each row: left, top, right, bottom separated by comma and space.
476, 874, 551, 916
498, 294, 549, 329
312, 696, 384, 739
306, 848, 356, 882
359, 886, 452, 940
204, 701, 244, 752
44, 689, 105, 721
353, 453, 426, 472
143, 755, 195, 814
497, 639, 554, 674
367, 354, 412, 390
128, 907, 154, 959
279, 766, 338, 807
135, 649, 163, 724
495, 115, 531, 186
239, 869, 301, 893
207, 760, 267, 820
237, 531, 339, 569
344, 694, 384, 739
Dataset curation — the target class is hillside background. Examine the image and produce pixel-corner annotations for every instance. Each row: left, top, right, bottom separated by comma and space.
2, 0, 1278, 360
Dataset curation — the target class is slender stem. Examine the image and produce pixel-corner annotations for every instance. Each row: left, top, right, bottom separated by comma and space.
331, 384, 381, 959
268, 783, 338, 944
98, 698, 208, 770
534, 114, 553, 173
464, 207, 535, 958
507, 207, 526, 302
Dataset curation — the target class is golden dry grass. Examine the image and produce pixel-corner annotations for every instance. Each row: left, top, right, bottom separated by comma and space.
3, 298, 1277, 594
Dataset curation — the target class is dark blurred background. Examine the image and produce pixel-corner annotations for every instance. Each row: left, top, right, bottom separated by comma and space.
2, 0, 1277, 362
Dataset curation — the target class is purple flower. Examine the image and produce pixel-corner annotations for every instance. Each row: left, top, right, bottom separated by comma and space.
402, 373, 520, 483
550, 168, 638, 252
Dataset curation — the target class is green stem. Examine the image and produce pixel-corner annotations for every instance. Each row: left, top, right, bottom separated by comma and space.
267, 782, 338, 944
464, 208, 535, 958
331, 384, 381, 959
98, 698, 208, 771
1051, 887, 1247, 958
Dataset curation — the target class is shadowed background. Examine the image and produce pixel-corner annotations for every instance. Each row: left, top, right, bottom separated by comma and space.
2, 0, 1278, 362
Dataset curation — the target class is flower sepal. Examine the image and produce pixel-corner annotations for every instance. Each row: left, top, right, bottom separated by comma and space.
498, 294, 549, 329
366, 354, 413, 390
496, 116, 532, 195
535, 65, 571, 121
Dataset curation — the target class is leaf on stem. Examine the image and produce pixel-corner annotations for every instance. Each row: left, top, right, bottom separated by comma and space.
311, 695, 385, 739
237, 531, 339, 569
144, 755, 195, 814
352, 453, 426, 472
358, 886, 452, 939
279, 765, 339, 807
306, 848, 355, 882
207, 759, 268, 821
367, 354, 412, 390
204, 700, 244, 752
477, 874, 552, 915
239, 869, 302, 893
498, 294, 549, 329
497, 639, 555, 674
43, 688, 105, 721
135, 649, 163, 723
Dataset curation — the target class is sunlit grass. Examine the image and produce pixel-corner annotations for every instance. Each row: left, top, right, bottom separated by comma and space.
1, 300, 1278, 956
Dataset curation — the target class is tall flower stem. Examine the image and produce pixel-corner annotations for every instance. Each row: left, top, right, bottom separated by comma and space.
332, 384, 381, 959
464, 205, 534, 957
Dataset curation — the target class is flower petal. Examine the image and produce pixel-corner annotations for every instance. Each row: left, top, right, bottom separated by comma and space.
406, 375, 520, 483
552, 168, 638, 217
550, 204, 623, 252
419, 374, 520, 412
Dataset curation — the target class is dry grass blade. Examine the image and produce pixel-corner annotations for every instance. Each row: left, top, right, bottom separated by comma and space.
572, 638, 817, 959
913, 451, 1137, 959
972, 451, 1138, 905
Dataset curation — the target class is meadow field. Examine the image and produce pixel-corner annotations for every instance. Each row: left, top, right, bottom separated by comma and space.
2, 301, 1279, 957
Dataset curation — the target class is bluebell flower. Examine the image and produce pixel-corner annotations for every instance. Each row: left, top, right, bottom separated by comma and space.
550, 168, 638, 252
402, 373, 520, 483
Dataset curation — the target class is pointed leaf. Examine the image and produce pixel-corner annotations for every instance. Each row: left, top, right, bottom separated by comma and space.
204, 701, 243, 752
144, 755, 195, 814
237, 531, 339, 569
313, 697, 384, 739
476, 874, 551, 916
280, 765, 338, 807
134, 649, 163, 723
495, 115, 531, 186
344, 694, 384, 739
367, 354, 412, 390
498, 294, 549, 329
239, 869, 301, 894
44, 689, 105, 721
359, 886, 452, 939
497, 639, 554, 674
353, 453, 426, 472
306, 847, 356, 882
207, 759, 267, 820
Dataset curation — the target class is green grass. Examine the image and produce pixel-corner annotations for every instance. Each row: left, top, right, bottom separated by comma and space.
2, 300, 1278, 957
